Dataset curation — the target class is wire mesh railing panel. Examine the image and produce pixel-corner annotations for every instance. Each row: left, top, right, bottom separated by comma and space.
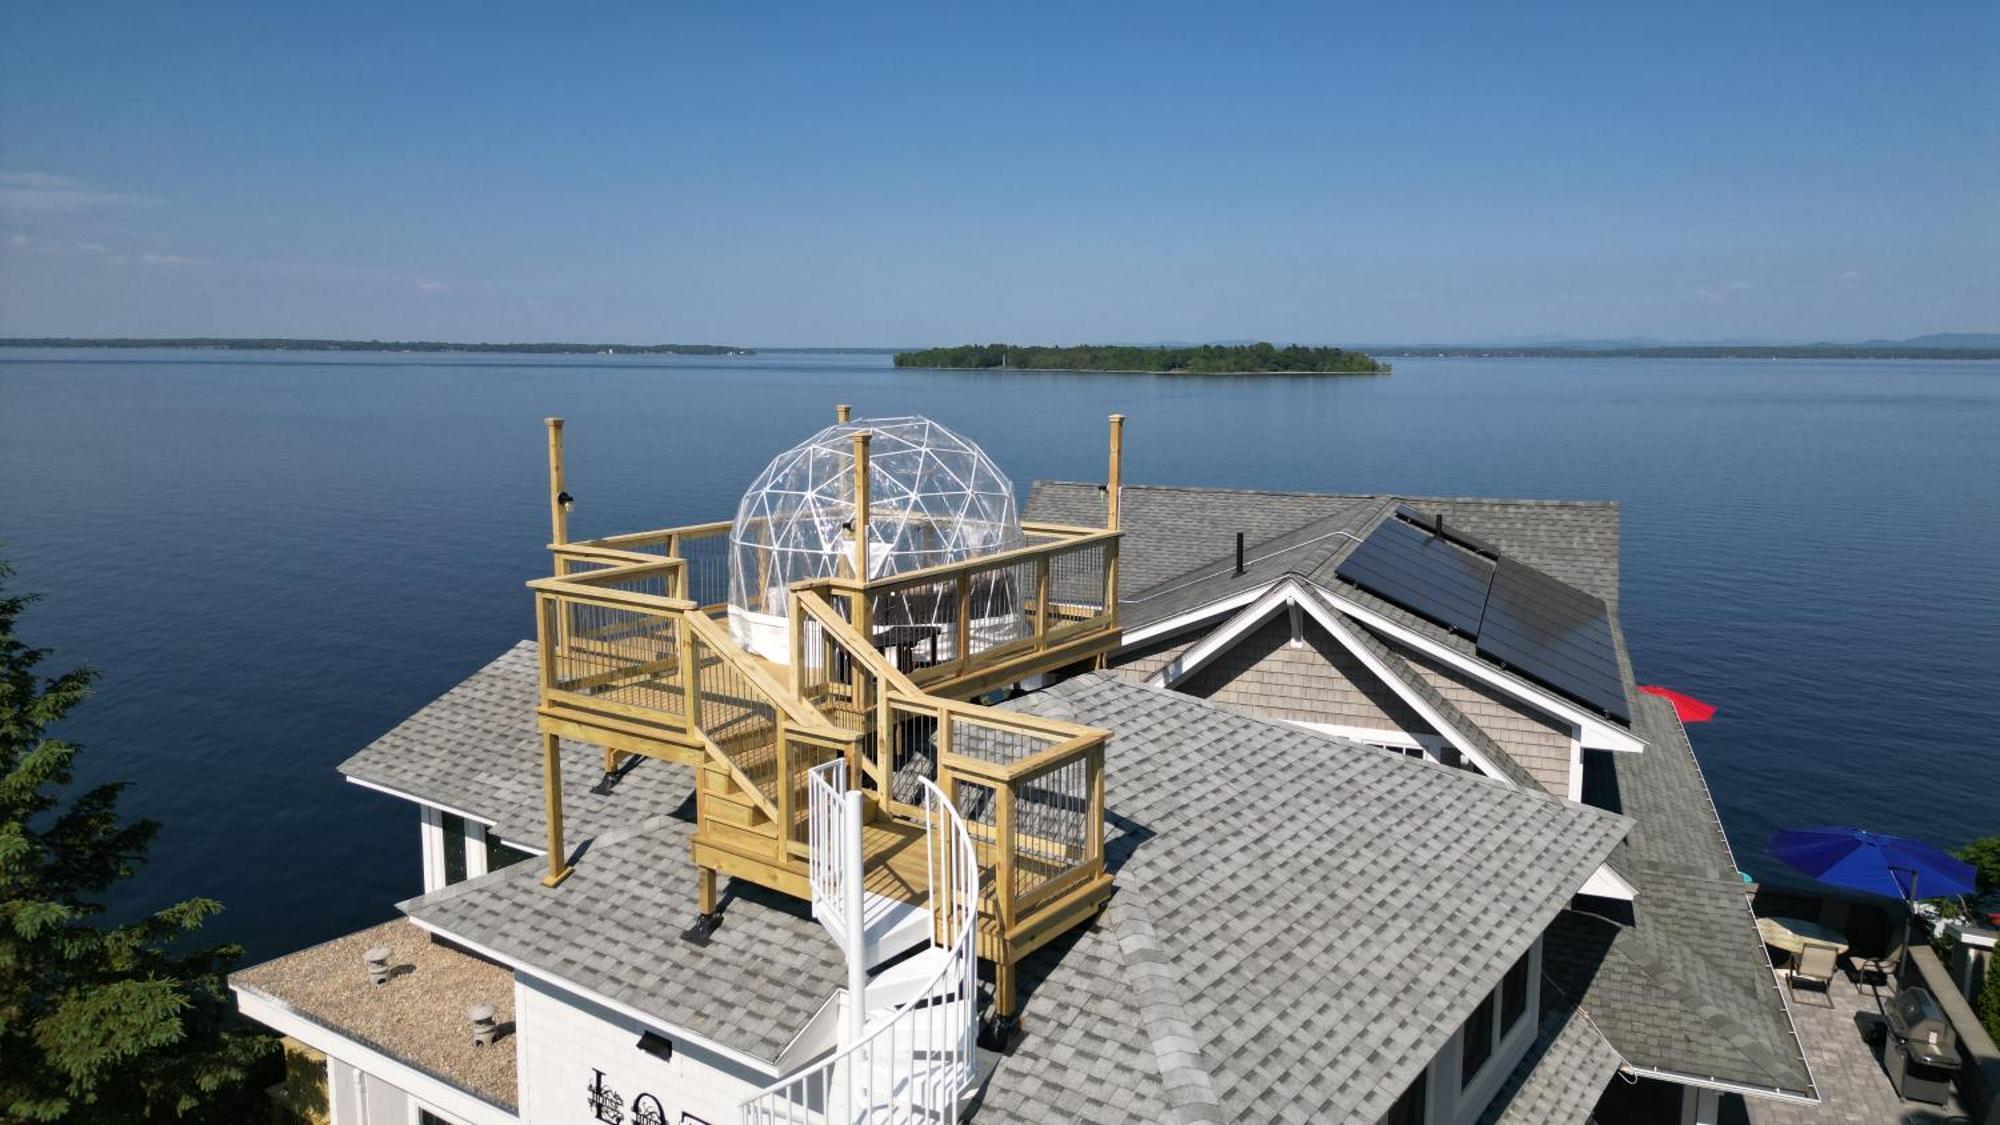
690, 632, 780, 800
950, 777, 1001, 910
966, 557, 1038, 657
549, 599, 687, 719
676, 526, 733, 609
946, 712, 1059, 768
1010, 755, 1093, 904
1045, 541, 1110, 628
886, 702, 941, 808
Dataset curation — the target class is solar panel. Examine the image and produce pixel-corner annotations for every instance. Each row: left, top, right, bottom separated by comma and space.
1393, 504, 1499, 559
1334, 515, 1495, 636
1475, 557, 1629, 722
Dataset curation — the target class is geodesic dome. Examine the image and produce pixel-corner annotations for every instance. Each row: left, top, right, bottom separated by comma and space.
727, 416, 1026, 661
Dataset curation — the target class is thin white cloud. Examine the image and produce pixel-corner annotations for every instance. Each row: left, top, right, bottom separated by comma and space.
0, 172, 163, 212
415, 279, 448, 293
138, 253, 190, 265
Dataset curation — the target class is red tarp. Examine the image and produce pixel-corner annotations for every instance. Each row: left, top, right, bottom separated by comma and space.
1638, 684, 1717, 723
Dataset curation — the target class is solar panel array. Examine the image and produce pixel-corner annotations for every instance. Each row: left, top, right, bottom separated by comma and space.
1333, 509, 1631, 723
1332, 515, 1494, 636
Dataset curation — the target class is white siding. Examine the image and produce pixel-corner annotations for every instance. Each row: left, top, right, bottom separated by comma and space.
514, 974, 775, 1125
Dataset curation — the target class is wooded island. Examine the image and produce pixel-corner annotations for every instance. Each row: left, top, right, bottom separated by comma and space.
893, 342, 1389, 374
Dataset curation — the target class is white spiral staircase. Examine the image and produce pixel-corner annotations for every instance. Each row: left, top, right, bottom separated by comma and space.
739, 762, 980, 1124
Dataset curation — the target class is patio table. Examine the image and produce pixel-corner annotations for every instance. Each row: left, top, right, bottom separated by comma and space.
1757, 915, 1850, 959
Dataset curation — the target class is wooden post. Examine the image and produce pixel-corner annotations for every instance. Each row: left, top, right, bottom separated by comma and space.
850, 431, 872, 582
545, 417, 570, 546
774, 718, 793, 857
1034, 555, 1051, 649
995, 783, 1018, 932
953, 571, 971, 673
698, 866, 717, 915
681, 624, 701, 732
540, 732, 572, 886
1105, 413, 1125, 532
836, 403, 852, 423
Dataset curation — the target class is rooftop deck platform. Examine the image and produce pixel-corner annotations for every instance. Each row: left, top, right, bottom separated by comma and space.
230, 919, 518, 1113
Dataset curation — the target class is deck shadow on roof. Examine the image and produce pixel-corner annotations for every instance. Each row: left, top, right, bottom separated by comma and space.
1101, 810, 1157, 878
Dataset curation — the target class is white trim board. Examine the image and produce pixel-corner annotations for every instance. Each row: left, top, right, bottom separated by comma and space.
346, 775, 501, 827
401, 915, 786, 1080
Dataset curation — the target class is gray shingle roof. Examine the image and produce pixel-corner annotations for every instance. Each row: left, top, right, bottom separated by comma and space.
1543, 693, 1815, 1097
982, 674, 1630, 1123
368, 654, 1626, 1117
1045, 481, 1814, 1101
1026, 482, 1621, 622
338, 641, 685, 848
1473, 1003, 1624, 1125
401, 812, 847, 1065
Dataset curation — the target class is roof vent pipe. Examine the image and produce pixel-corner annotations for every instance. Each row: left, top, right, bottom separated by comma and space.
1234, 532, 1246, 576
468, 1003, 499, 1048
364, 946, 392, 987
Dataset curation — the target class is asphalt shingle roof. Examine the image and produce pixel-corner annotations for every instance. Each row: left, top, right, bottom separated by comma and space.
1542, 692, 1815, 1097
367, 653, 1626, 1118
402, 811, 846, 1065
1050, 480, 1813, 1101
338, 641, 683, 849
984, 674, 1630, 1123
1473, 1002, 1624, 1125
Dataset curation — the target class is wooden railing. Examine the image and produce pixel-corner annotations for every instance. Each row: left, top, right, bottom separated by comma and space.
791, 590, 1107, 934
562, 520, 733, 609
809, 526, 1119, 691
529, 557, 859, 851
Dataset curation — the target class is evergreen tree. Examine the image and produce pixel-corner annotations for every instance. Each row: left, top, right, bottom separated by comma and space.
0, 560, 274, 1121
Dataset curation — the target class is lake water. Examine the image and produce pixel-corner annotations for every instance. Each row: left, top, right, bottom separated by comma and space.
2, 348, 1995, 959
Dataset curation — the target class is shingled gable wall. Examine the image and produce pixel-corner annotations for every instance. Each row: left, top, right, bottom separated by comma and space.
1177, 613, 1438, 737
1375, 635, 1576, 798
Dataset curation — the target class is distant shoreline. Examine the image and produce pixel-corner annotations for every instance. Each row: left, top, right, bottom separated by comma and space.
0, 337, 753, 356
894, 342, 1390, 375
1368, 346, 2000, 361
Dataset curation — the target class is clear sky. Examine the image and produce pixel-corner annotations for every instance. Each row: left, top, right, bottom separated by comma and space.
1, 1, 1993, 346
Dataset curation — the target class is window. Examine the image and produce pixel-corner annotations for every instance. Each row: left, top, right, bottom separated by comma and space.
441, 813, 467, 885
418, 1110, 459, 1125
1501, 951, 1530, 1032
1460, 990, 1495, 1086
487, 835, 533, 871
1385, 1067, 1426, 1125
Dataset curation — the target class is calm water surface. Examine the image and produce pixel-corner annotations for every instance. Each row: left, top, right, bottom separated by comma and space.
1, 348, 1995, 958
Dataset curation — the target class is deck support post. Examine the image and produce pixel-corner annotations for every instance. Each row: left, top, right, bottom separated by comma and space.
545, 417, 570, 547
836, 403, 852, 423
540, 732, 572, 887
1105, 413, 1124, 533
698, 866, 717, 914
850, 430, 872, 581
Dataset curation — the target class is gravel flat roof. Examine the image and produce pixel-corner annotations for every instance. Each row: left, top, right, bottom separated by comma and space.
231, 918, 519, 1112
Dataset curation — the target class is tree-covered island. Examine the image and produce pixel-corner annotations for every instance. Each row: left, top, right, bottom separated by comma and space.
893, 342, 1389, 374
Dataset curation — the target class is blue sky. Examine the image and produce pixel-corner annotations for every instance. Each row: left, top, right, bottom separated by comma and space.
1, 2, 1993, 346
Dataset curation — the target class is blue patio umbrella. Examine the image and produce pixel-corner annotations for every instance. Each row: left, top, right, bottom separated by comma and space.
1769, 827, 1976, 902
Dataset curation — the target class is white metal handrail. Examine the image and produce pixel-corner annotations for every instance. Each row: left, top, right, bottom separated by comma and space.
742, 777, 979, 1124
806, 760, 853, 953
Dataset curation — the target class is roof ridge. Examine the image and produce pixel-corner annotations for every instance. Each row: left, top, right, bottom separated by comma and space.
1105, 885, 1229, 1124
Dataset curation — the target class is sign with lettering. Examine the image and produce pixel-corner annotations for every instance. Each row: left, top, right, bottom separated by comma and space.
587, 1069, 711, 1125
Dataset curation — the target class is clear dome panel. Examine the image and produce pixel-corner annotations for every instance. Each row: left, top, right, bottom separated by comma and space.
727, 416, 1025, 659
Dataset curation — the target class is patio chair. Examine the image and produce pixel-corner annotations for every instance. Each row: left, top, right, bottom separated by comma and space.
1787, 940, 1840, 1006
1847, 939, 1904, 988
